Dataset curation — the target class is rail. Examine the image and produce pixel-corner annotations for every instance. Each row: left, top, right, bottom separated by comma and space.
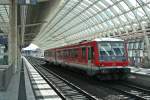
27, 57, 99, 100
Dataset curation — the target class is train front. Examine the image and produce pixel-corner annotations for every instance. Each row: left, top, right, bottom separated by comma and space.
95, 38, 130, 79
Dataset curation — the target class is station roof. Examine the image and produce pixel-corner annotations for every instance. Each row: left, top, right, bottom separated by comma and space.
1, 0, 150, 50
0, 0, 9, 34
32, 0, 150, 50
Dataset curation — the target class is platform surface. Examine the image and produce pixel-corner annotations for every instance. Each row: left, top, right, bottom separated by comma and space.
0, 57, 62, 100
0, 71, 20, 100
129, 66, 150, 75
23, 57, 61, 100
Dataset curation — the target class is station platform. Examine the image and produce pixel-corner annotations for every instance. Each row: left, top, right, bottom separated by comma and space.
127, 66, 150, 89
0, 56, 150, 100
129, 66, 150, 75
0, 57, 61, 100
0, 68, 20, 100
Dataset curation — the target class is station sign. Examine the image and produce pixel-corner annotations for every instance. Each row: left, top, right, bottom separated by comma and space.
18, 0, 37, 5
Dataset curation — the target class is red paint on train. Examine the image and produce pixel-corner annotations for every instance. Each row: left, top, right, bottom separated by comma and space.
44, 38, 130, 78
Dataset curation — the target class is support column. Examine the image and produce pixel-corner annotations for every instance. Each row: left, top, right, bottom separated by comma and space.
21, 5, 26, 45
144, 34, 150, 60
9, 0, 18, 73
17, 28, 22, 72
142, 25, 150, 68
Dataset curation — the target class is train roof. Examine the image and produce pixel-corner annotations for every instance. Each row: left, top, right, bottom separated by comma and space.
45, 38, 124, 51
94, 38, 124, 42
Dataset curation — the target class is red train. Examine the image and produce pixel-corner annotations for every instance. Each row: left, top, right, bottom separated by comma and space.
44, 38, 130, 79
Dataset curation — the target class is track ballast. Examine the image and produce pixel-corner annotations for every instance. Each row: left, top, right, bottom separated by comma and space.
27, 57, 99, 100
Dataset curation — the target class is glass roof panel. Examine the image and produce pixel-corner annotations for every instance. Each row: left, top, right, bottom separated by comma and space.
144, 6, 150, 15
101, 12, 109, 20
89, 7, 97, 14
113, 5, 121, 14
33, 0, 150, 49
0, 4, 9, 34
100, 0, 112, 8
105, 0, 113, 5
84, 0, 92, 5
119, 15, 128, 22
95, 14, 103, 22
80, 2, 88, 8
119, 1, 130, 11
93, 5, 102, 11
136, 8, 145, 17
127, 12, 136, 20
76, 5, 84, 11
127, 0, 140, 7
107, 20, 114, 26
97, 1, 107, 9
113, 17, 120, 25
106, 9, 115, 17
141, 0, 147, 3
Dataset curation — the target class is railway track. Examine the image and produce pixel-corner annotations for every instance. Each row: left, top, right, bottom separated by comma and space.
27, 57, 99, 100
118, 82, 150, 100
100, 81, 150, 100
27, 57, 150, 100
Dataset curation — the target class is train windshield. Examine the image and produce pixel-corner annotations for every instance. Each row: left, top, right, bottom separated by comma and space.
99, 41, 127, 61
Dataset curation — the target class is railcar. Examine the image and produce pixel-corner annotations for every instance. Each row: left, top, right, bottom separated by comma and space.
44, 38, 130, 80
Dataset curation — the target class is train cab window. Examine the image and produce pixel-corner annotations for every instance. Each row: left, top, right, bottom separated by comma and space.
82, 47, 86, 59
99, 42, 126, 61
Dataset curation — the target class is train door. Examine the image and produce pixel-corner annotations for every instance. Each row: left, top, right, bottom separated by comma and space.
87, 47, 94, 75
88, 47, 92, 66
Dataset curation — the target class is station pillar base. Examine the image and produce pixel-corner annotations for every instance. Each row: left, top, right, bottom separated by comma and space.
0, 65, 13, 91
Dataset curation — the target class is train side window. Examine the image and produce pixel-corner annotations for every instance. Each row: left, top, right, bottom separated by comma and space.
69, 49, 71, 57
73, 49, 77, 58
91, 47, 94, 59
70, 49, 73, 57
82, 47, 86, 59
88, 47, 94, 60
49, 51, 51, 56
75, 49, 78, 57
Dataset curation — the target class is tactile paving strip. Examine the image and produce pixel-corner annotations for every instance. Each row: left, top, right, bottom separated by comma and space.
23, 57, 61, 100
